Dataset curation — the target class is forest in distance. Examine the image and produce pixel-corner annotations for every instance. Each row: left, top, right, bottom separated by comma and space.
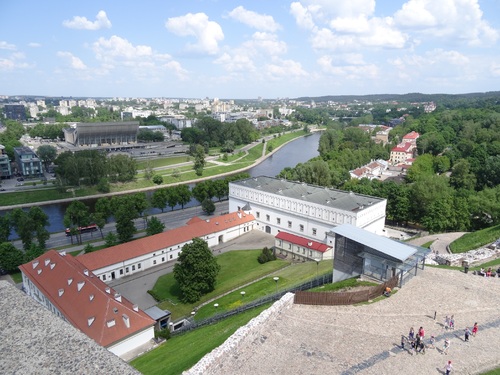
277, 94, 500, 233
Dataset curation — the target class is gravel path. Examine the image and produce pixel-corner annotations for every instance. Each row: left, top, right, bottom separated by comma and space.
190, 266, 500, 375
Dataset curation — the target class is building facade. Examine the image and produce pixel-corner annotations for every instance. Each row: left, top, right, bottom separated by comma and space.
3, 104, 26, 121
0, 144, 12, 179
19, 250, 156, 359
229, 176, 387, 244
63, 121, 139, 146
274, 231, 333, 261
13, 146, 43, 177
78, 211, 256, 283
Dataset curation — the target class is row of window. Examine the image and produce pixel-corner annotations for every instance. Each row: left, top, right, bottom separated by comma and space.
257, 211, 318, 236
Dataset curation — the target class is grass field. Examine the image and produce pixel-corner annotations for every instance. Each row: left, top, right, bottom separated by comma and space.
449, 224, 500, 253
131, 303, 271, 375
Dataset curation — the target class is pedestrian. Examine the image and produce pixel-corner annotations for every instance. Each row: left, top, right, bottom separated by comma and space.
429, 335, 436, 349
472, 322, 478, 337
408, 327, 415, 340
449, 315, 455, 330
418, 326, 425, 339
401, 335, 405, 350
444, 360, 453, 375
442, 338, 450, 355
464, 327, 471, 342
415, 334, 421, 353
444, 315, 450, 329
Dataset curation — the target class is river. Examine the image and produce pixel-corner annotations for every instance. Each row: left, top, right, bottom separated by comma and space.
4, 132, 321, 234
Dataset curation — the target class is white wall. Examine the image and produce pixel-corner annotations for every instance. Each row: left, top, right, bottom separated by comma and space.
107, 326, 155, 358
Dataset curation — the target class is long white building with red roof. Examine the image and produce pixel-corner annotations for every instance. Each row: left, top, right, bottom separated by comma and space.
78, 210, 255, 283
19, 250, 156, 359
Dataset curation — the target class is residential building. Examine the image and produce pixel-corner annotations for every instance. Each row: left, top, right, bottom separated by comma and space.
0, 281, 140, 374
13, 146, 43, 177
229, 176, 387, 242
274, 231, 333, 261
3, 104, 26, 121
78, 211, 255, 282
19, 250, 156, 359
389, 142, 416, 165
401, 131, 420, 146
0, 144, 12, 179
350, 159, 388, 180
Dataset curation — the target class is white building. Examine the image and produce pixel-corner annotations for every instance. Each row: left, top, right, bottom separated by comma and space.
19, 250, 156, 359
229, 176, 387, 243
78, 211, 255, 283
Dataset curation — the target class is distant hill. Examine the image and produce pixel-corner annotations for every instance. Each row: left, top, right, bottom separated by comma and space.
295, 91, 500, 103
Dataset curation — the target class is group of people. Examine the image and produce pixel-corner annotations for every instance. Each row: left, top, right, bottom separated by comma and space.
401, 326, 426, 354
477, 267, 500, 277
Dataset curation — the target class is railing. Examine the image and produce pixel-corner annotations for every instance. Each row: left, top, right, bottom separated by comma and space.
293, 275, 399, 306
170, 272, 333, 336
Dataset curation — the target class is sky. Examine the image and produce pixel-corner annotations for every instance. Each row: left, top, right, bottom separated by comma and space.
1, 0, 500, 99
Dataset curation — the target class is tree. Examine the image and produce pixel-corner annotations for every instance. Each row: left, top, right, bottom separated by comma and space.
173, 238, 221, 303
10, 207, 50, 251
152, 174, 164, 185
257, 247, 277, 264
201, 198, 216, 215
0, 242, 25, 272
84, 243, 95, 253
104, 232, 118, 247
0, 215, 11, 243
36, 145, 57, 171
152, 188, 168, 212
112, 196, 138, 243
192, 144, 206, 175
96, 178, 110, 193
146, 216, 165, 236
63, 201, 90, 245
175, 184, 192, 209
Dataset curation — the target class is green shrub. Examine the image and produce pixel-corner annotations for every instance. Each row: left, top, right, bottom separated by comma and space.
155, 328, 171, 340
148, 289, 163, 301
257, 247, 276, 264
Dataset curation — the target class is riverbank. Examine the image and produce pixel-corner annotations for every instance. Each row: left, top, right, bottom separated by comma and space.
0, 129, 320, 211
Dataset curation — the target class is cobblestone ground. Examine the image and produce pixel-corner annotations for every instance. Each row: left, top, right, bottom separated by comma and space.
188, 267, 500, 375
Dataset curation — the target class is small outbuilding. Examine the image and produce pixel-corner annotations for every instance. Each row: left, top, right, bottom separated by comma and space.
330, 224, 430, 286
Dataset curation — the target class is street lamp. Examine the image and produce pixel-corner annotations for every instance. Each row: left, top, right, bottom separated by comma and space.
240, 291, 246, 299
214, 303, 219, 312
273, 276, 279, 295
315, 259, 319, 278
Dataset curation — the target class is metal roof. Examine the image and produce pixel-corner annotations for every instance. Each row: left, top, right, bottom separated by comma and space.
231, 176, 385, 212
331, 224, 417, 262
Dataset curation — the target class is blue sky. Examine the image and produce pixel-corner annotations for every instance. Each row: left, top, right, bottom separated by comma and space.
1, 0, 499, 99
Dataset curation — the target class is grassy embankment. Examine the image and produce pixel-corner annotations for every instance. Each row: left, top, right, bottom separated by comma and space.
449, 224, 500, 253
150, 249, 331, 320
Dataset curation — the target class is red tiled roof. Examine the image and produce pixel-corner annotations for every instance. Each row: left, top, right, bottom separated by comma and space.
79, 211, 255, 271
391, 142, 413, 152
19, 250, 155, 348
402, 131, 420, 139
275, 231, 331, 253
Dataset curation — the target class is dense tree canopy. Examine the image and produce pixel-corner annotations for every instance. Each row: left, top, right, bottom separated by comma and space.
173, 238, 221, 303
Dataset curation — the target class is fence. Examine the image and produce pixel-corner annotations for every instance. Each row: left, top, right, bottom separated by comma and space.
171, 272, 333, 336
293, 275, 399, 306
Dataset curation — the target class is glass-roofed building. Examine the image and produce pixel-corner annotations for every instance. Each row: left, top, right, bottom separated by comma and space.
329, 224, 430, 287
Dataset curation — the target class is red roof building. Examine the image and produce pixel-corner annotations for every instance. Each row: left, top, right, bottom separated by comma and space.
19, 250, 155, 358
275, 231, 333, 261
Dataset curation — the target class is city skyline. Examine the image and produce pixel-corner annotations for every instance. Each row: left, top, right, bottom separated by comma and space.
1, 0, 499, 99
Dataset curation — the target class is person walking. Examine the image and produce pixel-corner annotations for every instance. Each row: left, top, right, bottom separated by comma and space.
428, 335, 436, 349
444, 360, 453, 375
408, 327, 415, 340
464, 327, 471, 342
449, 315, 455, 330
401, 335, 405, 350
418, 326, 425, 339
472, 322, 478, 337
442, 338, 451, 355
444, 315, 450, 330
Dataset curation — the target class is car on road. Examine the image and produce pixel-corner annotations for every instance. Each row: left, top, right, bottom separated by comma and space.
17, 177, 24, 181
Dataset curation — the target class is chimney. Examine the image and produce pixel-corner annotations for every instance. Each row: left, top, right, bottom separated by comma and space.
114, 293, 122, 302
106, 319, 116, 328
122, 314, 130, 328
132, 304, 139, 312
77, 281, 85, 292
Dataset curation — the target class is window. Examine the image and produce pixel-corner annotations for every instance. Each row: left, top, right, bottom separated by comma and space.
153, 260, 157, 265
312, 228, 317, 236
170, 254, 173, 259
300, 224, 304, 232
120, 269, 124, 275
288, 244, 291, 249
162, 257, 165, 262
102, 275, 106, 281
256, 212, 260, 218
138, 264, 141, 269
288, 221, 292, 228
132, 265, 136, 271
125, 267, 129, 273
277, 218, 281, 225
266, 214, 270, 221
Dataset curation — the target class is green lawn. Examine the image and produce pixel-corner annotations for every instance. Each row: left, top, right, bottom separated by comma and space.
307, 277, 377, 292
131, 303, 271, 375
449, 224, 500, 253
152, 250, 289, 319
136, 156, 191, 170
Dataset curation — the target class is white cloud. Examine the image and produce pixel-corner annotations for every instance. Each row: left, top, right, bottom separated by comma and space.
228, 6, 281, 32
165, 13, 224, 55
394, 0, 498, 45
57, 51, 87, 70
265, 59, 308, 79
0, 51, 32, 71
0, 41, 16, 50
93, 35, 153, 62
290, 2, 317, 31
242, 32, 287, 56
163, 61, 189, 80
28, 42, 42, 48
62, 10, 112, 31
317, 54, 378, 79
214, 52, 256, 73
